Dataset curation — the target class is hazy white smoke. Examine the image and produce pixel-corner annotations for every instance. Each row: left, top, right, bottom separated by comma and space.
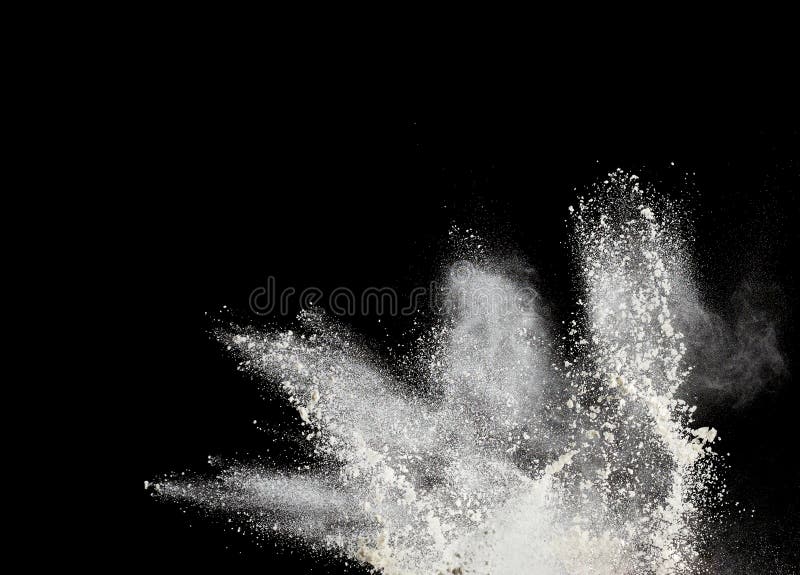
676, 281, 787, 405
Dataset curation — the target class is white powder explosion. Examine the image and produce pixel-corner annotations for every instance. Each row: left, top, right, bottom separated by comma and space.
148, 172, 730, 574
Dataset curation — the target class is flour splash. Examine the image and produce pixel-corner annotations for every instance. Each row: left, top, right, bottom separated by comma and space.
148, 172, 730, 574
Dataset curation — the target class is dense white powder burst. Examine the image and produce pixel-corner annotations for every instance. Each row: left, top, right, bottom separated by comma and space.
149, 171, 727, 574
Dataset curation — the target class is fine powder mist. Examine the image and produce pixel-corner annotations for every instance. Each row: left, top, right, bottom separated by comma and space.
148, 172, 736, 574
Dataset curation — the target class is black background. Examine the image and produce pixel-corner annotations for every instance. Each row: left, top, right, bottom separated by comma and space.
139, 101, 798, 573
